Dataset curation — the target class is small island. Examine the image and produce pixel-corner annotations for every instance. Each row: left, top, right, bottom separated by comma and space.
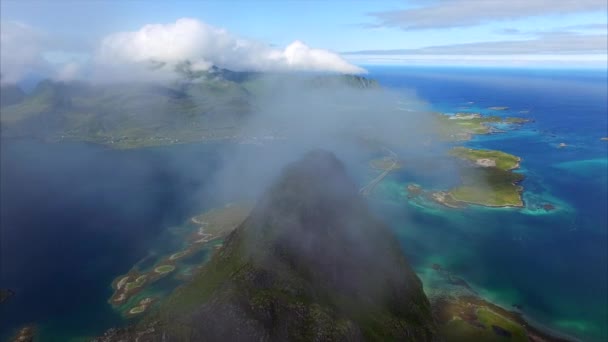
449, 148, 524, 207
488, 106, 509, 110
126, 297, 156, 317
432, 147, 525, 208
435, 112, 529, 141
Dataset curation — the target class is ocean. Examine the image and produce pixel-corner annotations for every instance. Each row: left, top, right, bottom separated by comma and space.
1, 67, 606, 341
369, 66, 608, 342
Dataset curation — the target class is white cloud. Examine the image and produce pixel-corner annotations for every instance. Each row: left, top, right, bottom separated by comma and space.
0, 21, 89, 84
54, 62, 82, 81
96, 18, 365, 75
369, 0, 607, 30
0, 21, 50, 83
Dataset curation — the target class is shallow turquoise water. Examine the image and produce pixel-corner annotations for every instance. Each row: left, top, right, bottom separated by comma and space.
370, 67, 607, 341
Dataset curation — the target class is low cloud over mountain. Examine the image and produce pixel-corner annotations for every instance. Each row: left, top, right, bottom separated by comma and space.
0, 18, 365, 84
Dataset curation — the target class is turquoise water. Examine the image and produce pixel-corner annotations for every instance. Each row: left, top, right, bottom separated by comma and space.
369, 67, 607, 341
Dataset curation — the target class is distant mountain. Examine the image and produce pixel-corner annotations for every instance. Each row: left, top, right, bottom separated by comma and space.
0, 84, 25, 107
0, 69, 378, 148
95, 150, 435, 341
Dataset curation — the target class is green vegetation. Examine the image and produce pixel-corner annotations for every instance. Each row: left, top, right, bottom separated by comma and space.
435, 113, 496, 139
430, 191, 467, 208
108, 203, 252, 311
0, 71, 380, 149
449, 167, 524, 207
424, 147, 527, 208
504, 117, 528, 124
435, 295, 567, 342
134, 151, 436, 340
190, 203, 253, 238
434, 113, 529, 141
449, 147, 520, 171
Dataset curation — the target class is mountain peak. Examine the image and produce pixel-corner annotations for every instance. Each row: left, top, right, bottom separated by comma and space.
96, 151, 435, 341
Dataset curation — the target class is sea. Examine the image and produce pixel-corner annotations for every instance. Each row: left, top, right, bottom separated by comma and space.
1, 67, 607, 341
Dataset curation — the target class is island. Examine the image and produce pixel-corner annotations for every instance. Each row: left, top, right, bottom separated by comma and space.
488, 106, 509, 110
449, 147, 520, 171
445, 147, 524, 207
435, 112, 529, 141
126, 297, 156, 317
409, 147, 525, 208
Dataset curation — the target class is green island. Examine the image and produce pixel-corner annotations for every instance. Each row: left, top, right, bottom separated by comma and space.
449, 146, 520, 171
434, 112, 529, 141
446, 148, 524, 207
404, 147, 525, 208
108, 203, 253, 310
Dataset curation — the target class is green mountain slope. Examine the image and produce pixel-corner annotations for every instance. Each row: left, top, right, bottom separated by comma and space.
0, 69, 378, 148
96, 150, 435, 341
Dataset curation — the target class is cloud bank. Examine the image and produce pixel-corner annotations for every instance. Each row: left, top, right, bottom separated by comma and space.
1, 18, 365, 84
96, 18, 365, 75
0, 22, 50, 83
345, 32, 608, 55
369, 0, 607, 30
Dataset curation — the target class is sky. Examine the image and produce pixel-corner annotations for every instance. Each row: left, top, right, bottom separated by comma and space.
1, 0, 607, 83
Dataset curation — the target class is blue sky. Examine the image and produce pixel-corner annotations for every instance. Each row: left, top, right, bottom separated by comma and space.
1, 0, 607, 82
